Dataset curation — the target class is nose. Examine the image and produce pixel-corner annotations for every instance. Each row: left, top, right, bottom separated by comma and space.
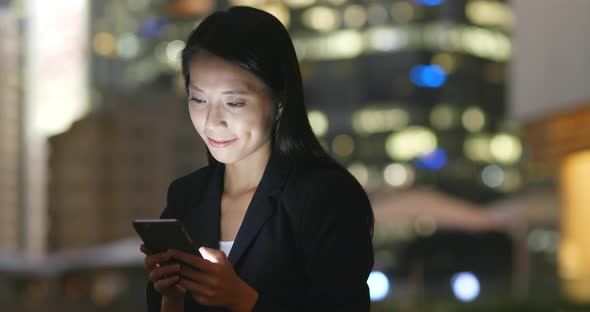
205, 102, 228, 131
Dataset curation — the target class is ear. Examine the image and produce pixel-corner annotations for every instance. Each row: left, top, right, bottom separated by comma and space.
275, 102, 284, 121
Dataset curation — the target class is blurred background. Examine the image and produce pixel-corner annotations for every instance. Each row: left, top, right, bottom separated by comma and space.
1, 0, 590, 311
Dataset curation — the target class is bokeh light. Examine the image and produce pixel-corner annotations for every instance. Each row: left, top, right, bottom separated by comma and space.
464, 134, 493, 162
466, 0, 514, 30
117, 33, 140, 59
368, 27, 407, 52
137, 16, 167, 39
415, 0, 444, 7
391, 1, 415, 23
368, 3, 389, 25
383, 163, 415, 188
410, 65, 447, 88
368, 271, 390, 301
331, 134, 355, 157
93, 32, 116, 56
451, 272, 480, 302
165, 40, 185, 68
283, 0, 315, 9
302, 6, 340, 32
481, 164, 504, 188
386, 126, 437, 160
431, 53, 457, 74
430, 104, 458, 130
414, 147, 447, 170
462, 106, 486, 132
343, 4, 368, 28
352, 107, 409, 135
307, 110, 329, 137
490, 133, 522, 164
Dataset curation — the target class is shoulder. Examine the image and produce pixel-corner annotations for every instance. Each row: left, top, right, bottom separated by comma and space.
282, 156, 370, 216
287, 156, 365, 196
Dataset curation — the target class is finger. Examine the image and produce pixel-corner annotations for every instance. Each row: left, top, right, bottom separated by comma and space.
178, 278, 213, 298
199, 247, 226, 264
140, 244, 150, 255
145, 252, 170, 269
154, 274, 180, 293
149, 263, 180, 283
144, 251, 172, 271
174, 284, 187, 295
169, 250, 214, 271
179, 264, 213, 286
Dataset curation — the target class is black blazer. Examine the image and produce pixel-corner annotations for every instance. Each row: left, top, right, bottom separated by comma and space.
147, 151, 374, 311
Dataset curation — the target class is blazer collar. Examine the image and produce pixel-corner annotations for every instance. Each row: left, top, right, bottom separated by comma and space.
193, 150, 293, 266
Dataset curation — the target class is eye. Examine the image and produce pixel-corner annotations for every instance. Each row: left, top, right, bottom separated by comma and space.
227, 102, 245, 108
190, 97, 206, 104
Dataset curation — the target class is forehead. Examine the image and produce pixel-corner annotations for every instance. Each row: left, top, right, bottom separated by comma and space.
189, 51, 267, 93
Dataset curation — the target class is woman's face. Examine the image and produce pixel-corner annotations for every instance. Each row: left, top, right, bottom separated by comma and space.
187, 51, 275, 165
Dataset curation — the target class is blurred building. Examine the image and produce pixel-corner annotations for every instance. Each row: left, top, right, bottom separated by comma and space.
288, 0, 516, 203
48, 93, 208, 251
0, 6, 22, 250
86, 0, 518, 203
511, 0, 590, 303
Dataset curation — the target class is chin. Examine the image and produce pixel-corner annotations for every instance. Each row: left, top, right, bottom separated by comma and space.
209, 151, 238, 164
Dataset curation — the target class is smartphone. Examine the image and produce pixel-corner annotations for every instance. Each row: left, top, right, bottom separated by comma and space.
133, 219, 201, 256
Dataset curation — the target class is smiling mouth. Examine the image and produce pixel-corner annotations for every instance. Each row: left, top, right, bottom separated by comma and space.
207, 137, 237, 147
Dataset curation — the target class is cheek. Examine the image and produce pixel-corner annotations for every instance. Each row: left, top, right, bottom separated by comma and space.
188, 107, 205, 132
249, 115, 273, 140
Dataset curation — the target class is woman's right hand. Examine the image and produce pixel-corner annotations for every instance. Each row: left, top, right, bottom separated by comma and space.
140, 244, 186, 299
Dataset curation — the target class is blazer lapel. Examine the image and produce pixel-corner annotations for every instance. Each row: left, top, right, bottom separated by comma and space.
185, 163, 223, 250
228, 152, 292, 266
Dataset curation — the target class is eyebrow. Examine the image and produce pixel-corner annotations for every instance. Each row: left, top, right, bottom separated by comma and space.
188, 84, 251, 95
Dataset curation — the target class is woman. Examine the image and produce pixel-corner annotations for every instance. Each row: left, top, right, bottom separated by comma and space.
141, 6, 374, 312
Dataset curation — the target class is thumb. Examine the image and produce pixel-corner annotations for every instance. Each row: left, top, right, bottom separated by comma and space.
139, 243, 150, 255
199, 246, 226, 263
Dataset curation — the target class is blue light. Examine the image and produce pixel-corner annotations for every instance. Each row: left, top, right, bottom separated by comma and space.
414, 148, 447, 170
367, 271, 390, 301
415, 0, 444, 6
451, 272, 480, 302
410, 65, 447, 88
138, 16, 167, 39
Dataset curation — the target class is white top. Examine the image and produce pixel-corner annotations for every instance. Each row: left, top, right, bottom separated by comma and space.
219, 240, 234, 257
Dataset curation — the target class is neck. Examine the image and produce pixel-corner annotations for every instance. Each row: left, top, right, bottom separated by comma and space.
223, 143, 271, 195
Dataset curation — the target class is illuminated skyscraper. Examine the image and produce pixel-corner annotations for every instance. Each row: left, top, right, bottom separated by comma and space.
287, 0, 515, 201
86, 0, 517, 202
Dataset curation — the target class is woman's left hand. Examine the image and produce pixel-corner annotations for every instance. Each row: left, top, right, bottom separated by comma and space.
169, 247, 259, 312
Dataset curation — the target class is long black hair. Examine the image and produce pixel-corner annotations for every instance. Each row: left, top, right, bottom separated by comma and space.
181, 6, 374, 238
181, 6, 328, 163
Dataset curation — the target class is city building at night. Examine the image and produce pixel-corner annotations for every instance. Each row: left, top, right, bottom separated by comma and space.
0, 4, 22, 251
48, 93, 207, 251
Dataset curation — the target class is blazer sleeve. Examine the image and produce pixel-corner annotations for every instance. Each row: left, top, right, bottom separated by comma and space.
301, 170, 374, 311
253, 170, 374, 312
